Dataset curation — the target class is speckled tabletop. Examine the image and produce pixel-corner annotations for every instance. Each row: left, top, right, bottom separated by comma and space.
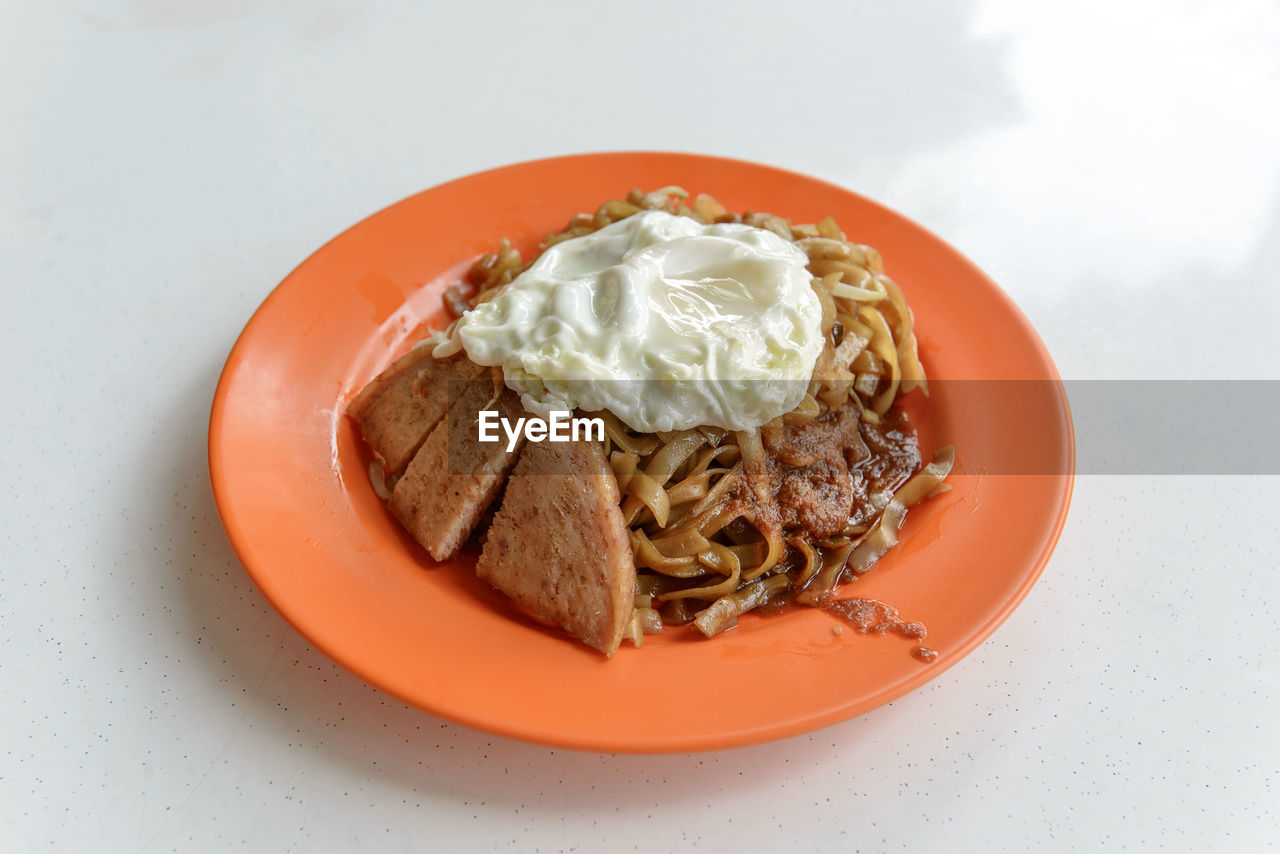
4, 2, 1278, 851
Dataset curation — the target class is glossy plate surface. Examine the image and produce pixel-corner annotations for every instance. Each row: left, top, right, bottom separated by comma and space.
209, 152, 1074, 753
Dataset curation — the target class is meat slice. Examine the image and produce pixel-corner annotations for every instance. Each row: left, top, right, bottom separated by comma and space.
477, 439, 635, 657
346, 346, 485, 473
387, 375, 525, 561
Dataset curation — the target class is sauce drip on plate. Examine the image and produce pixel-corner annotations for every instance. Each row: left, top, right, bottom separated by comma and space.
824, 596, 927, 638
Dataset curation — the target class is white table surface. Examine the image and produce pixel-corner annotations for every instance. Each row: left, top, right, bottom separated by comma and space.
4, 1, 1278, 851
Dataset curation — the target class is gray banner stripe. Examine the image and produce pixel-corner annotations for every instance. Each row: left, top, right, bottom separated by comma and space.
426, 380, 1280, 475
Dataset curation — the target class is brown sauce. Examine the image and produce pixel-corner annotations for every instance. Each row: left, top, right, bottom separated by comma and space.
756, 592, 936, 661
849, 409, 920, 526
824, 597, 927, 640
912, 645, 939, 663
729, 403, 922, 542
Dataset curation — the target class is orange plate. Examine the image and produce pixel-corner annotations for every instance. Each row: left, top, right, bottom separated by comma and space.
209, 152, 1074, 753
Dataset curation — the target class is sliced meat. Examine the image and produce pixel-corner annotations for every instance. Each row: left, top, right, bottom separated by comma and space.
346, 346, 485, 473
476, 438, 635, 657
387, 375, 525, 561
